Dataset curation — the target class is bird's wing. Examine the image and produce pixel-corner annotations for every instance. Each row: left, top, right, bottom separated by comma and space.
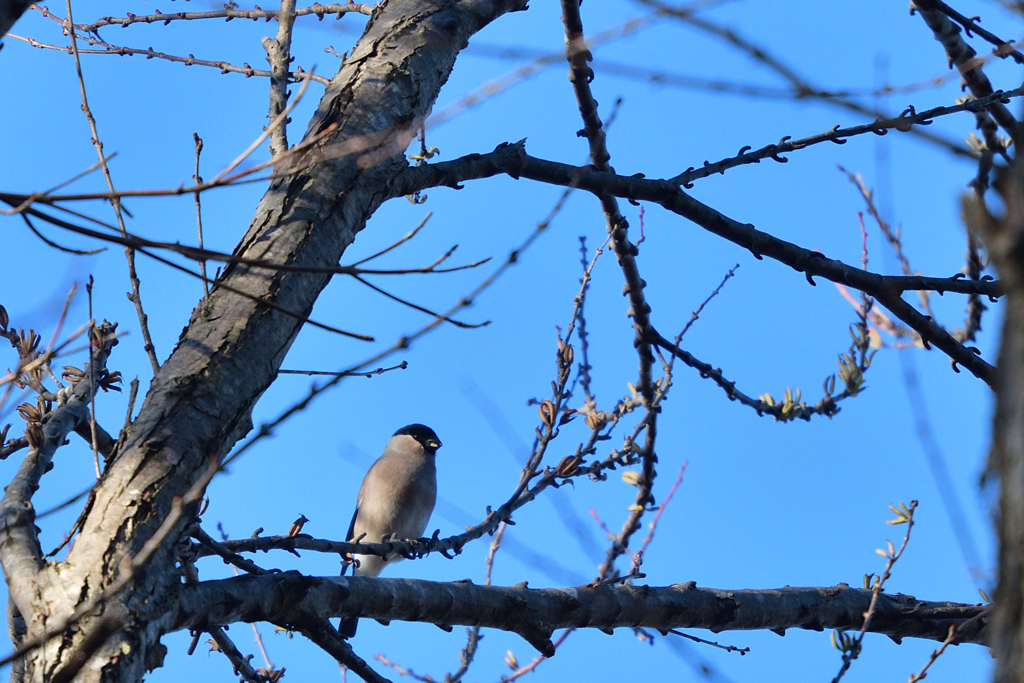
341, 504, 360, 576
345, 505, 360, 544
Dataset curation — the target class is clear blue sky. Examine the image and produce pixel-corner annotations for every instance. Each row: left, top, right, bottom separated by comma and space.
0, 0, 1007, 680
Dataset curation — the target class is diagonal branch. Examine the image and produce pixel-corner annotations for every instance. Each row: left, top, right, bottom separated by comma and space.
911, 0, 1020, 146
64, 0, 160, 374
911, 0, 1024, 64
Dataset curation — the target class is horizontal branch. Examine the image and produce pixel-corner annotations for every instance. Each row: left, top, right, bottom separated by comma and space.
389, 143, 998, 385
168, 573, 988, 656
8, 33, 331, 85
0, 195, 482, 280
192, 532, 417, 560
75, 3, 374, 31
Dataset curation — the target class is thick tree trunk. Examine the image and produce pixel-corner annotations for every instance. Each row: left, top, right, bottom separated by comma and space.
967, 164, 1024, 682
6, 1, 526, 681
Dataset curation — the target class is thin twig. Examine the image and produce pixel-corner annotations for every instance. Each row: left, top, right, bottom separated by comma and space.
86, 279, 100, 479
679, 264, 739, 340
193, 134, 209, 296
121, 376, 139, 436
277, 361, 408, 377
501, 630, 574, 682
36, 486, 90, 520
637, 464, 687, 556
351, 274, 487, 329
445, 523, 507, 683
71, 3, 374, 31
64, 0, 160, 374
21, 213, 105, 255
374, 655, 435, 682
665, 629, 749, 655
561, 0, 658, 580
210, 627, 267, 683
575, 236, 595, 407
9, 32, 331, 86
907, 604, 991, 682
351, 214, 432, 266
831, 501, 918, 683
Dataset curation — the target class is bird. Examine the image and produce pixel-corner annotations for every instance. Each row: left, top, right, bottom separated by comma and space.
339, 423, 442, 638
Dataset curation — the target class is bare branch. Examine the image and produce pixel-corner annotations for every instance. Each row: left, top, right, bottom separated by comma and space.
912, 0, 1024, 64
210, 627, 267, 683
193, 134, 210, 297
673, 91, 1019, 186
0, 321, 118, 619
391, 143, 1000, 385
73, 3, 374, 31
168, 575, 988, 652
8, 30, 332, 85
264, 0, 298, 156
911, 0, 1020, 146
64, 0, 160, 374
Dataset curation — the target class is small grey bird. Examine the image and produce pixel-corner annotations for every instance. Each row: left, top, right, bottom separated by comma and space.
339, 424, 441, 638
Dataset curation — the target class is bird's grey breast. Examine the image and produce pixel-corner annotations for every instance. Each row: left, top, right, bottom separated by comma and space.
355, 448, 436, 540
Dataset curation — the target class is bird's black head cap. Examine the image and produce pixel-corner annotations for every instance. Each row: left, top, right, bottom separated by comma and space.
394, 423, 442, 452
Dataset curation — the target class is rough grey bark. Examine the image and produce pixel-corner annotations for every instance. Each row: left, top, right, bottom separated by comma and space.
3, 1, 526, 681
969, 164, 1024, 682
160, 574, 988, 654
0, 324, 119, 621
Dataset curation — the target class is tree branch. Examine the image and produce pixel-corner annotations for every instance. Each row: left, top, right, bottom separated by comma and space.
0, 322, 118, 620
390, 143, 999, 385
911, 0, 1020, 146
967, 164, 1024, 682
74, 3, 374, 31
33, 2, 530, 681
167, 574, 988, 655
264, 0, 297, 157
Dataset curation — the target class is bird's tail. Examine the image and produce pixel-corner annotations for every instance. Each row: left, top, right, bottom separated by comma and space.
338, 617, 358, 639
